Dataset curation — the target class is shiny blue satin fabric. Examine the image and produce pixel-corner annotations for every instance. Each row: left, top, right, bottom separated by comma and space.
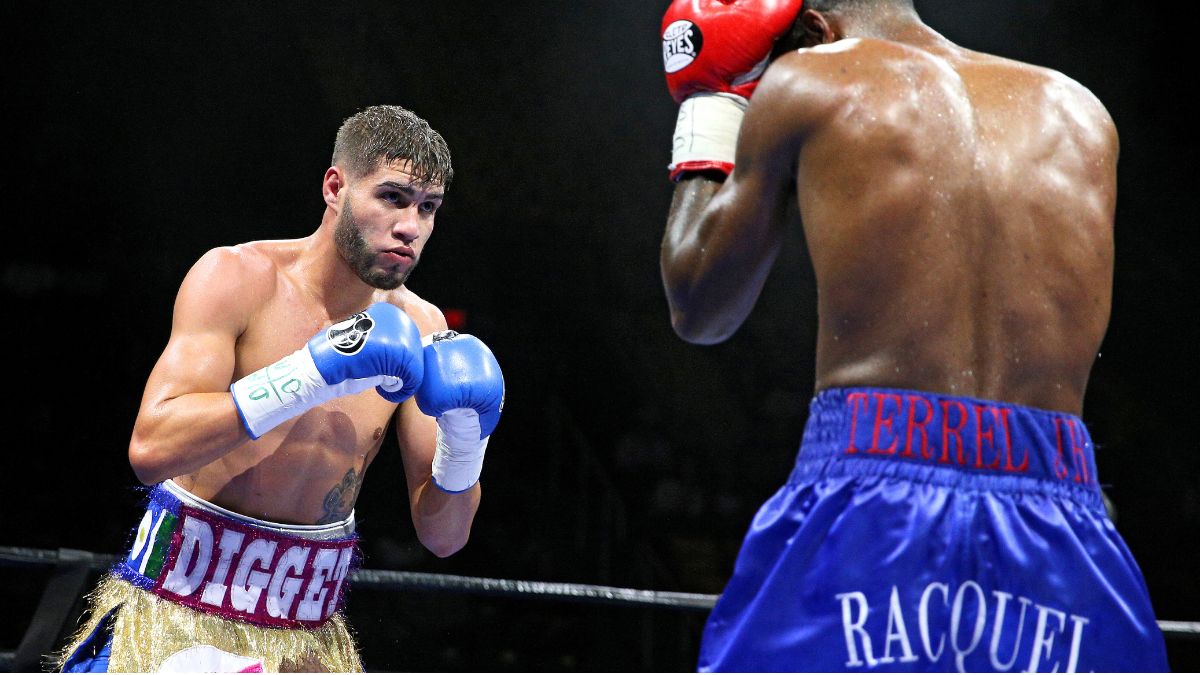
62, 608, 117, 672
699, 387, 1168, 672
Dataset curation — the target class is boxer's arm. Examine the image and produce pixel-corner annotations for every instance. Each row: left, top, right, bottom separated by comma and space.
127, 247, 266, 484
661, 57, 820, 344
393, 301, 480, 558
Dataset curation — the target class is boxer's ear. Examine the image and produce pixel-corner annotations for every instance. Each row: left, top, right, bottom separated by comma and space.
323, 167, 346, 210
773, 13, 808, 57
800, 10, 835, 47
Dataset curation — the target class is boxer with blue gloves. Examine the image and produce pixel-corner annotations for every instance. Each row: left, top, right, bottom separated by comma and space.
58, 105, 503, 673
417, 331, 505, 493
231, 302, 426, 439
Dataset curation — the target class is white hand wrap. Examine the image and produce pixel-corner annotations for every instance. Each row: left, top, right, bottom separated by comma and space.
230, 347, 400, 439
670, 92, 748, 176
431, 408, 489, 493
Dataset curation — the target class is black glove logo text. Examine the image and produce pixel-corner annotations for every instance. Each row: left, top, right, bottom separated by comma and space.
328, 313, 375, 356
663, 20, 703, 73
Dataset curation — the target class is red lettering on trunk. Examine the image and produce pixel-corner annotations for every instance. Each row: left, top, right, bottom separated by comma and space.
940, 400, 968, 465
997, 408, 1028, 473
974, 405, 1001, 470
1065, 419, 1092, 485
903, 395, 933, 459
868, 393, 902, 454
1052, 419, 1070, 480
845, 392, 870, 455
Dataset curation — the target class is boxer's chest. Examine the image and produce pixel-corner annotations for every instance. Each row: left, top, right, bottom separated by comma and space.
229, 287, 398, 448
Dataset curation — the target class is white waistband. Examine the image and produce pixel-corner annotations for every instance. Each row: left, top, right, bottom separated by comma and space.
163, 480, 355, 541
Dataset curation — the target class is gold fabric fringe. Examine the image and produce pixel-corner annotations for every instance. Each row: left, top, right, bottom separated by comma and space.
54, 575, 363, 672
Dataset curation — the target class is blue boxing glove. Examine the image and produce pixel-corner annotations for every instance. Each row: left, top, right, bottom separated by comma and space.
231, 302, 423, 439
416, 331, 505, 493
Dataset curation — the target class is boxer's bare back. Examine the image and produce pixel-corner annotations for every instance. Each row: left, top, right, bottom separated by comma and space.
664, 26, 1118, 415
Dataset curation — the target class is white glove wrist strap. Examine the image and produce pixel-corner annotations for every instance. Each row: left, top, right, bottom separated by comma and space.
231, 347, 388, 439
431, 409, 489, 493
670, 92, 748, 172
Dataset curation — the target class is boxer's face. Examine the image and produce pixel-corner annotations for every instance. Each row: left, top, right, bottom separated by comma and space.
334, 161, 443, 290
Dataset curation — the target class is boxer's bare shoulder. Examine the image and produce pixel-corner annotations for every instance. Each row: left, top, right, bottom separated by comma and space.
175, 243, 285, 332
756, 36, 1117, 178
741, 38, 949, 139
385, 286, 448, 337
767, 38, 937, 90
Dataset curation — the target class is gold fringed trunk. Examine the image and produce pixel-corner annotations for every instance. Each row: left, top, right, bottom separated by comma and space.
56, 481, 364, 672
56, 575, 362, 672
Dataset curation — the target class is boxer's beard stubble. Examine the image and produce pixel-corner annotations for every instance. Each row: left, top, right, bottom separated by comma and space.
334, 197, 416, 290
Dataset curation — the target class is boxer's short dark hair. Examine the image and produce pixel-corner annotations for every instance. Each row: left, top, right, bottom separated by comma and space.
804, 0, 913, 11
333, 105, 454, 187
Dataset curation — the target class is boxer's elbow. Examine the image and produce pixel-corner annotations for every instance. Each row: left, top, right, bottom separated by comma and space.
128, 438, 171, 485
417, 527, 469, 558
412, 480, 479, 557
663, 265, 735, 345
669, 306, 734, 345
127, 419, 182, 485
412, 502, 473, 557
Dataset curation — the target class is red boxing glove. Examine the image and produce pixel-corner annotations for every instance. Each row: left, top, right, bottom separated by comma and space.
662, 0, 803, 180
662, 0, 804, 104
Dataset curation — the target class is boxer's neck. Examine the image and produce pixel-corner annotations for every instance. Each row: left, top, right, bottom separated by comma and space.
296, 224, 379, 319
838, 8, 947, 50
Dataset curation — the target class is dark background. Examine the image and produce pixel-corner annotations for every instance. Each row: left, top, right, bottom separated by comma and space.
2, 0, 1195, 671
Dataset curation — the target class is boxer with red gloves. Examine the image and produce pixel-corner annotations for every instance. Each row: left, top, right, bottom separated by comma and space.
657, 0, 1167, 671
662, 0, 803, 180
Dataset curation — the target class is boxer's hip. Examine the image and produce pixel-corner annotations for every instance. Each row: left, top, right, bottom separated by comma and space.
119, 479, 359, 629
788, 386, 1105, 500
699, 387, 1168, 672
57, 481, 363, 672
58, 575, 362, 672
